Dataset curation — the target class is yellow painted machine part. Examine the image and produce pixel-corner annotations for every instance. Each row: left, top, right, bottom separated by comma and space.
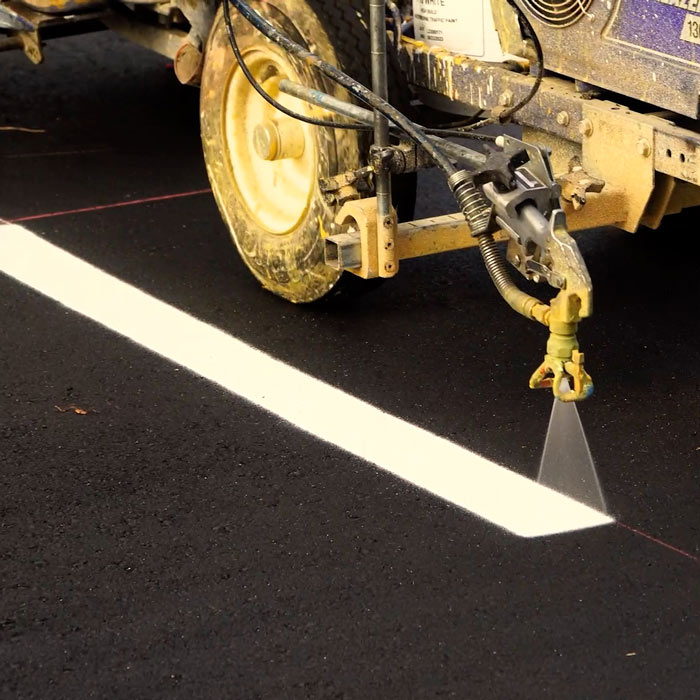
224, 60, 316, 235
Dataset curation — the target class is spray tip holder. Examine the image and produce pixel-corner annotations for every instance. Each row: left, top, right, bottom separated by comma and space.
530, 347, 593, 402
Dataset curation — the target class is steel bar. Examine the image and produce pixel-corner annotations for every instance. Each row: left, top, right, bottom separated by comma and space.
230, 0, 457, 176
278, 78, 374, 124
368, 0, 396, 276
278, 79, 488, 171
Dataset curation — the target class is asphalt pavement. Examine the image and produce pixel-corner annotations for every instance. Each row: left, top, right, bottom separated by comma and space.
1, 33, 698, 699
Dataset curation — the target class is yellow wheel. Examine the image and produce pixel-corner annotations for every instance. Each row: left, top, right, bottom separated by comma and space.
201, 0, 375, 303
201, 0, 416, 303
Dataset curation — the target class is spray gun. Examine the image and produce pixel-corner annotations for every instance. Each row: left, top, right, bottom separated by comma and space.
449, 136, 594, 402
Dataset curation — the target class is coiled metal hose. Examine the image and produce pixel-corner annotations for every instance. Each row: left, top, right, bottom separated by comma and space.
448, 171, 492, 236
478, 234, 548, 324
448, 169, 548, 323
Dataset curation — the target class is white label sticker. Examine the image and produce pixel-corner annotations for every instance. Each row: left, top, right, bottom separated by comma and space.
680, 12, 700, 45
413, 0, 506, 61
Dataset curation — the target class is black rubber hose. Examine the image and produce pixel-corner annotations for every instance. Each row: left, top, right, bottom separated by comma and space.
422, 127, 496, 141
228, 0, 457, 177
222, 0, 371, 130
386, 0, 402, 52
451, 2, 544, 133
500, 4, 544, 121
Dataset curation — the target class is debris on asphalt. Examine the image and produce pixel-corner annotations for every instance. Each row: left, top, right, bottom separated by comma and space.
54, 404, 93, 415
0, 125, 46, 133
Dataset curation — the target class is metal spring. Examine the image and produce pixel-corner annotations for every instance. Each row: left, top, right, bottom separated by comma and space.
477, 233, 512, 297
448, 170, 492, 236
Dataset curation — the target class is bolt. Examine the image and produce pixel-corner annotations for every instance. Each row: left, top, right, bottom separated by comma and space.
556, 111, 570, 127
498, 90, 514, 108
495, 135, 505, 148
383, 216, 393, 228
637, 138, 651, 157
174, 42, 204, 86
578, 119, 593, 137
532, 273, 541, 284
513, 254, 521, 266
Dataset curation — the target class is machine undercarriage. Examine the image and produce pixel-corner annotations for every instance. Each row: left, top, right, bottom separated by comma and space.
3, 0, 700, 402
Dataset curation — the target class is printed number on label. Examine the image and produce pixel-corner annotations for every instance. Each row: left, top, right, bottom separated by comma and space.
681, 13, 700, 45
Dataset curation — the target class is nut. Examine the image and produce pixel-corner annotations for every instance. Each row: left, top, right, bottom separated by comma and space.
578, 119, 593, 137
498, 90, 514, 108
556, 111, 570, 127
637, 138, 651, 157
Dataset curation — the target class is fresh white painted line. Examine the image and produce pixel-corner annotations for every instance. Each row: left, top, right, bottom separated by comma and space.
0, 224, 613, 537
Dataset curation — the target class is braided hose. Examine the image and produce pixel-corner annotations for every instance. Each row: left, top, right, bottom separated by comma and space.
448, 169, 549, 324
478, 234, 549, 325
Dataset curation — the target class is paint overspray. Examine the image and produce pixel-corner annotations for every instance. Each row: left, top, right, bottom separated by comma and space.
538, 380, 608, 513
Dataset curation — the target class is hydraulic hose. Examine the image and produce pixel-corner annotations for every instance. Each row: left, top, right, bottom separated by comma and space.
386, 0, 402, 52
453, 1, 544, 133
228, 0, 457, 178
477, 234, 549, 325
222, 0, 371, 130
449, 170, 549, 324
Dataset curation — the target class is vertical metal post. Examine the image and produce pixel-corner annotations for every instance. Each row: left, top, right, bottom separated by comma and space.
369, 0, 397, 277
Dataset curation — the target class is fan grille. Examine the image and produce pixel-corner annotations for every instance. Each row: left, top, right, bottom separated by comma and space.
521, 0, 594, 28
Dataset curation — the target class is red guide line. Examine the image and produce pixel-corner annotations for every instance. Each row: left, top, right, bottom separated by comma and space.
8, 188, 212, 223
2, 148, 112, 160
616, 522, 699, 563
3, 209, 697, 556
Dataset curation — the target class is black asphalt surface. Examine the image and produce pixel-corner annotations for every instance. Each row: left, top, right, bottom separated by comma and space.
1, 33, 698, 700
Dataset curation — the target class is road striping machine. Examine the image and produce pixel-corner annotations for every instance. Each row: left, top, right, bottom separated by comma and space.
3, 0, 699, 401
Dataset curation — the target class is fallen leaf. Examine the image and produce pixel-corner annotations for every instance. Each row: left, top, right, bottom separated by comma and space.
54, 404, 93, 415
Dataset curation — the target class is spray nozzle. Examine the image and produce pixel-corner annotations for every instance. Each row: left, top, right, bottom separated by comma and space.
529, 323, 593, 402
530, 349, 593, 402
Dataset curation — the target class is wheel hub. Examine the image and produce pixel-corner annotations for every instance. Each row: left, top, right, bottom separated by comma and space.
252, 118, 306, 161
224, 49, 317, 235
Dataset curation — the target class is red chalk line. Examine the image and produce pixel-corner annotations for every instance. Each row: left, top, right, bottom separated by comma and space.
616, 521, 698, 563
8, 188, 212, 224
3, 190, 699, 565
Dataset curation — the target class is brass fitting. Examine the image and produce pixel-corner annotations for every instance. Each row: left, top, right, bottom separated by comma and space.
529, 321, 593, 402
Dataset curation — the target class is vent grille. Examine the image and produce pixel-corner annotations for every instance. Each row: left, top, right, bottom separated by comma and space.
521, 0, 594, 28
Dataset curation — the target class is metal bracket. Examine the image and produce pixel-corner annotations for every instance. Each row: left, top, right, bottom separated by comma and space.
20, 29, 43, 64
326, 204, 511, 276
581, 102, 655, 232
559, 165, 605, 210
319, 166, 373, 207
332, 198, 381, 279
